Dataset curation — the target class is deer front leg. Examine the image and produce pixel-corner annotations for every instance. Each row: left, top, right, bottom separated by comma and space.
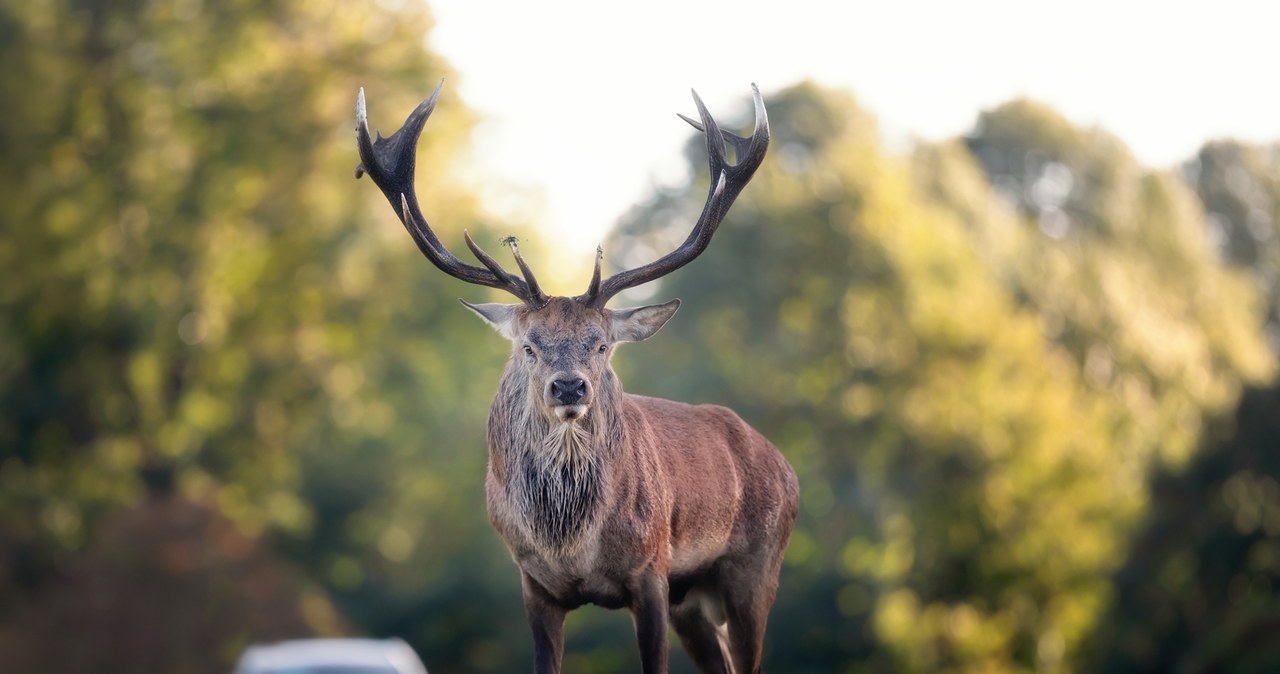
522, 573, 567, 674
631, 571, 670, 674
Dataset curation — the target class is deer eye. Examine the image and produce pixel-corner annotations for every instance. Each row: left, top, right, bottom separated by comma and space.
523, 345, 534, 357
598, 344, 608, 354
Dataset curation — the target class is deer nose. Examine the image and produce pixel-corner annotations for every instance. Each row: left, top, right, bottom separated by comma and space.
550, 378, 587, 405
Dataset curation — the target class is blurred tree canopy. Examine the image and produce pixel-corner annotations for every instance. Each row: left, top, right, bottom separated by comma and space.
0, 0, 530, 671
3, 3, 1280, 674
1184, 141, 1280, 351
1088, 383, 1280, 673
611, 83, 1273, 672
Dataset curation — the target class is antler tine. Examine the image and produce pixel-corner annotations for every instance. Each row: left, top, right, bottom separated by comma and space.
507, 240, 549, 307
461, 228, 514, 278
584, 245, 603, 297
461, 230, 547, 307
357, 82, 541, 304
586, 85, 770, 308
676, 85, 768, 169
691, 89, 729, 189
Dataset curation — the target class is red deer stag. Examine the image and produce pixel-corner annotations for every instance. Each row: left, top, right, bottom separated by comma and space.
355, 81, 798, 674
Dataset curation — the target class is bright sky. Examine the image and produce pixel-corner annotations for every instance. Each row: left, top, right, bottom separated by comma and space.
424, 0, 1280, 279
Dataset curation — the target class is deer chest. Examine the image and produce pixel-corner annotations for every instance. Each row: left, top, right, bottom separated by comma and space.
488, 448, 606, 553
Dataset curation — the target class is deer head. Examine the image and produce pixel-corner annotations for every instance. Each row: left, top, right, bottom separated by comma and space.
461, 296, 680, 423
355, 82, 769, 426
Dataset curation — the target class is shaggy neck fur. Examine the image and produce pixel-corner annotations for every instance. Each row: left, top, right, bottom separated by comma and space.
490, 367, 624, 552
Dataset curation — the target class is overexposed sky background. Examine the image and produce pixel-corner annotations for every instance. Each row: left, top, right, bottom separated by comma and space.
423, 0, 1280, 276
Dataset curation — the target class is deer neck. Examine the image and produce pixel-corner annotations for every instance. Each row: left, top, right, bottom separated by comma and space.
489, 368, 624, 552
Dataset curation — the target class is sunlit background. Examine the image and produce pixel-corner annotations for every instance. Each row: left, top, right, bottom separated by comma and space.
428, 0, 1280, 283
4, 0, 1280, 672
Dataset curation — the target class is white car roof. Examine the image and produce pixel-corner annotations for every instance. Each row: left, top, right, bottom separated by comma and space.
235, 638, 428, 674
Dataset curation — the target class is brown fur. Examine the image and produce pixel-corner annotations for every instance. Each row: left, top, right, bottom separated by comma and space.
473, 297, 799, 674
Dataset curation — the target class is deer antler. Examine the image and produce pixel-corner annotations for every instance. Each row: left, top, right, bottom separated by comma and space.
582, 84, 770, 308
356, 81, 548, 307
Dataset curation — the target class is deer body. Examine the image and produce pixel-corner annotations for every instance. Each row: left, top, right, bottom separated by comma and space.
485, 342, 796, 607
356, 83, 796, 674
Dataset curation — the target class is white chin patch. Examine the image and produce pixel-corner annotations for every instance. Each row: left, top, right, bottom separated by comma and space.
554, 404, 588, 421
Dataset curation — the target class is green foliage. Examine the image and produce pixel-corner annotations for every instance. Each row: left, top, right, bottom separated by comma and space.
0, 495, 343, 674
1088, 384, 1280, 673
612, 83, 1272, 672
962, 101, 1273, 466
1184, 141, 1280, 349
0, 0, 529, 670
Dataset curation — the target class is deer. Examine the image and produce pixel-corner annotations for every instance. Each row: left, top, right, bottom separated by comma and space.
355, 81, 798, 674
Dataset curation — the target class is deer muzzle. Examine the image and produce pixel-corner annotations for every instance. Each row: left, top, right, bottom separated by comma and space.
546, 376, 591, 421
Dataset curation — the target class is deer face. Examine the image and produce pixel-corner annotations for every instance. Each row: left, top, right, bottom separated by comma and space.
464, 297, 680, 422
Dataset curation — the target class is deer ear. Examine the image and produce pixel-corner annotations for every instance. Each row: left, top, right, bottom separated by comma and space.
460, 300, 522, 340
608, 299, 681, 343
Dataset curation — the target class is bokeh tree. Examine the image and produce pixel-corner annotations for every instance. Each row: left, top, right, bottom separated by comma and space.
961, 100, 1271, 467
611, 83, 1272, 673
1183, 141, 1280, 351
0, 0, 533, 670
1088, 383, 1280, 673
0, 491, 345, 674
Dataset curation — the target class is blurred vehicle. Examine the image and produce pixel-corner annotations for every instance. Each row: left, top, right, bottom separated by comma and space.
232, 638, 428, 674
